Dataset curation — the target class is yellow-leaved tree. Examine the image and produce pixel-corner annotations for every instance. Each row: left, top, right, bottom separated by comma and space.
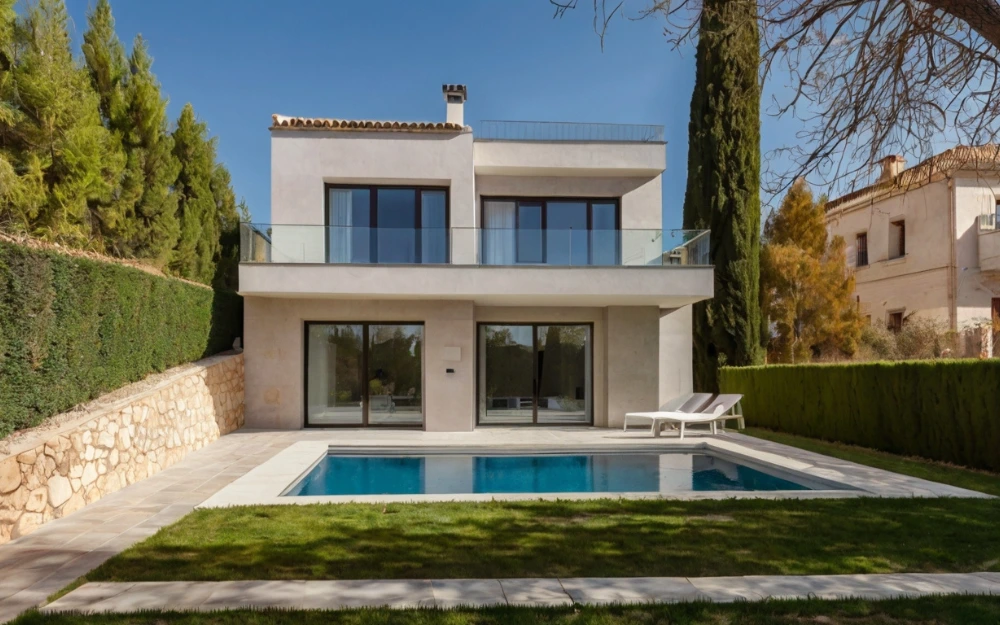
761, 179, 862, 363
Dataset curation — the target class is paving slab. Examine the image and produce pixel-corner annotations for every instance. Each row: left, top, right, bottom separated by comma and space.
40, 583, 137, 613
975, 572, 1000, 585
498, 578, 573, 607
561, 577, 704, 604
431, 579, 507, 608
687, 576, 766, 602
320, 580, 436, 609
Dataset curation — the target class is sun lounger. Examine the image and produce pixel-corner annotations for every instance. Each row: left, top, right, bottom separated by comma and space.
624, 394, 744, 438
623, 393, 712, 433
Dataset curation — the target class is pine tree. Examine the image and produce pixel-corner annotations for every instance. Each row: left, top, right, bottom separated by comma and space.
4, 0, 124, 246
119, 35, 180, 267
761, 180, 862, 362
682, 0, 764, 390
0, 0, 22, 210
82, 0, 140, 256
170, 103, 217, 283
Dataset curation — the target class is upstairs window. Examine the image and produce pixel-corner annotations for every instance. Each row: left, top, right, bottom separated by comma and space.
326, 184, 448, 264
855, 232, 869, 267
888, 219, 906, 259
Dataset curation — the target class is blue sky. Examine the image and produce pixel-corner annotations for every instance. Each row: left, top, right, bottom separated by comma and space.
63, 0, 801, 226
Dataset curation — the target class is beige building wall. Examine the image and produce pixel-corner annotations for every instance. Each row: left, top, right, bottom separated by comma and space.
827, 174, 1000, 336
954, 176, 1000, 329
244, 298, 693, 431
244, 297, 476, 431
270, 130, 478, 263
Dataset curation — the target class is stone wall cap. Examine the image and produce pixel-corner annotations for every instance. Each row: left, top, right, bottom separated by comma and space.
0, 351, 244, 462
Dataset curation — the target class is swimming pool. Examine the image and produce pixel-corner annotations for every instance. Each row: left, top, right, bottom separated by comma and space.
283, 451, 816, 496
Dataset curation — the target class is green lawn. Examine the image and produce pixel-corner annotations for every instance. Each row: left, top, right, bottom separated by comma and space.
743, 427, 1000, 497
82, 495, 1000, 582
13, 596, 1000, 625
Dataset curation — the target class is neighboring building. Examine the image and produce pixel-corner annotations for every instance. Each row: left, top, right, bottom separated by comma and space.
825, 146, 1000, 355
238, 84, 714, 432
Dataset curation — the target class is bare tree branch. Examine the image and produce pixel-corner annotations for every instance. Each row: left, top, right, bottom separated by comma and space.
552, 0, 1000, 199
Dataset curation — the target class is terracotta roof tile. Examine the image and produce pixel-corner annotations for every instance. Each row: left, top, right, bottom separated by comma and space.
270, 114, 467, 133
826, 145, 1000, 212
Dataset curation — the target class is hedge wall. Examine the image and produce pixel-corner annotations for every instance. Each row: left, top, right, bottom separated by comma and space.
719, 361, 1000, 472
0, 240, 243, 439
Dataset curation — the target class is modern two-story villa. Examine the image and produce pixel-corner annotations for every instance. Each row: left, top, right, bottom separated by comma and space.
239, 85, 713, 432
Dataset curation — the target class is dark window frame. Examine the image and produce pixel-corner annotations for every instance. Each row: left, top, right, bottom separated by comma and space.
856, 232, 869, 267
303, 320, 426, 429
480, 196, 622, 265
474, 321, 595, 427
889, 219, 906, 259
887, 311, 905, 333
324, 183, 450, 264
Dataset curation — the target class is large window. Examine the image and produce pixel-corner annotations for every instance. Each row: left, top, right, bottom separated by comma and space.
481, 198, 620, 266
326, 185, 448, 264
478, 323, 592, 425
305, 322, 423, 427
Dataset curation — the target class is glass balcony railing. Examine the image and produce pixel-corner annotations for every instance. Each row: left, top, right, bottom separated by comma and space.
240, 223, 710, 267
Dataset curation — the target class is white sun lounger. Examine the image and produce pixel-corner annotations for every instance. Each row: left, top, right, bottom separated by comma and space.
624, 394, 745, 438
622, 393, 713, 433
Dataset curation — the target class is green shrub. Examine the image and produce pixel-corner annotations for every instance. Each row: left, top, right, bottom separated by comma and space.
719, 360, 1000, 472
0, 240, 242, 438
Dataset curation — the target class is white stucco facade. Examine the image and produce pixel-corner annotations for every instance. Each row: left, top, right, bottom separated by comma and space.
240, 85, 713, 432
826, 160, 1000, 355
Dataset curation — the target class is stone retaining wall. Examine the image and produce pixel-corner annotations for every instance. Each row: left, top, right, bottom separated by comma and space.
0, 352, 244, 544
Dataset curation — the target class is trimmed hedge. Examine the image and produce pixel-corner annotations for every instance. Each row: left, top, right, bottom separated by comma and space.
0, 240, 242, 438
719, 361, 1000, 472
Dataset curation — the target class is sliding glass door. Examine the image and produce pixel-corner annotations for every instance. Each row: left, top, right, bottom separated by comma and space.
306, 322, 423, 427
478, 324, 592, 425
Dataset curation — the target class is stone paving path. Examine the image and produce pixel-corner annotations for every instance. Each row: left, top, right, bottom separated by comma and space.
39, 573, 1000, 613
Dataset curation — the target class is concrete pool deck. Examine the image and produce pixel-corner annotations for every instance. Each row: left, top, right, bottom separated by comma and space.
0, 427, 990, 622
199, 428, 989, 508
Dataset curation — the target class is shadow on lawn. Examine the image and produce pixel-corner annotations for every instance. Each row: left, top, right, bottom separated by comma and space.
83, 498, 1000, 583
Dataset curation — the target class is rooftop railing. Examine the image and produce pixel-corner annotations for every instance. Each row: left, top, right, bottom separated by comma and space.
476, 120, 665, 143
240, 223, 709, 267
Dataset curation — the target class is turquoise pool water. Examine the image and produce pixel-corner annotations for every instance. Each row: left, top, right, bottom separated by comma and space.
284, 452, 812, 496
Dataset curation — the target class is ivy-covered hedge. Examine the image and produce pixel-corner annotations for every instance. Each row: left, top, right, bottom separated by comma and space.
0, 240, 243, 438
719, 361, 1000, 472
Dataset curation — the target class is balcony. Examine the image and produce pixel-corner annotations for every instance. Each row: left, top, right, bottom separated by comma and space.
239, 224, 713, 307
473, 120, 665, 177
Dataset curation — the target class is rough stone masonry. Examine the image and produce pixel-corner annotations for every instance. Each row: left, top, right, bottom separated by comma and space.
0, 352, 244, 544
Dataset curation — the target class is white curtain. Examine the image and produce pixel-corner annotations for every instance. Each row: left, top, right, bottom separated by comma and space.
483, 201, 516, 265
328, 190, 353, 263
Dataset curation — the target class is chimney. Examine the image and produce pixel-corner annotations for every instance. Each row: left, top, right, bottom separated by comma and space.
442, 84, 467, 126
877, 154, 906, 182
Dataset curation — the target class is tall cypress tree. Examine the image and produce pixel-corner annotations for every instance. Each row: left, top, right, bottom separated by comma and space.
5, 0, 124, 246
682, 0, 764, 390
119, 35, 180, 267
170, 103, 216, 283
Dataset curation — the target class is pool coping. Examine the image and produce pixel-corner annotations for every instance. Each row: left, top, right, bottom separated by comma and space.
196, 433, 989, 508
